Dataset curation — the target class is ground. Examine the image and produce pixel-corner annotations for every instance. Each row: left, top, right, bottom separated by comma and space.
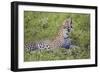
24, 48, 90, 61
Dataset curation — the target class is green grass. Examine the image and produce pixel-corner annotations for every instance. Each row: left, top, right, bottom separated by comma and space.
24, 48, 90, 62
24, 11, 90, 61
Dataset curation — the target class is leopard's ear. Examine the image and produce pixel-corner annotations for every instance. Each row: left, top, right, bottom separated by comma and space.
67, 17, 72, 24
70, 17, 73, 24
71, 25, 72, 28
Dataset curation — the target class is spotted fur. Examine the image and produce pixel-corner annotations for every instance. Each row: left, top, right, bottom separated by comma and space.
25, 18, 73, 52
